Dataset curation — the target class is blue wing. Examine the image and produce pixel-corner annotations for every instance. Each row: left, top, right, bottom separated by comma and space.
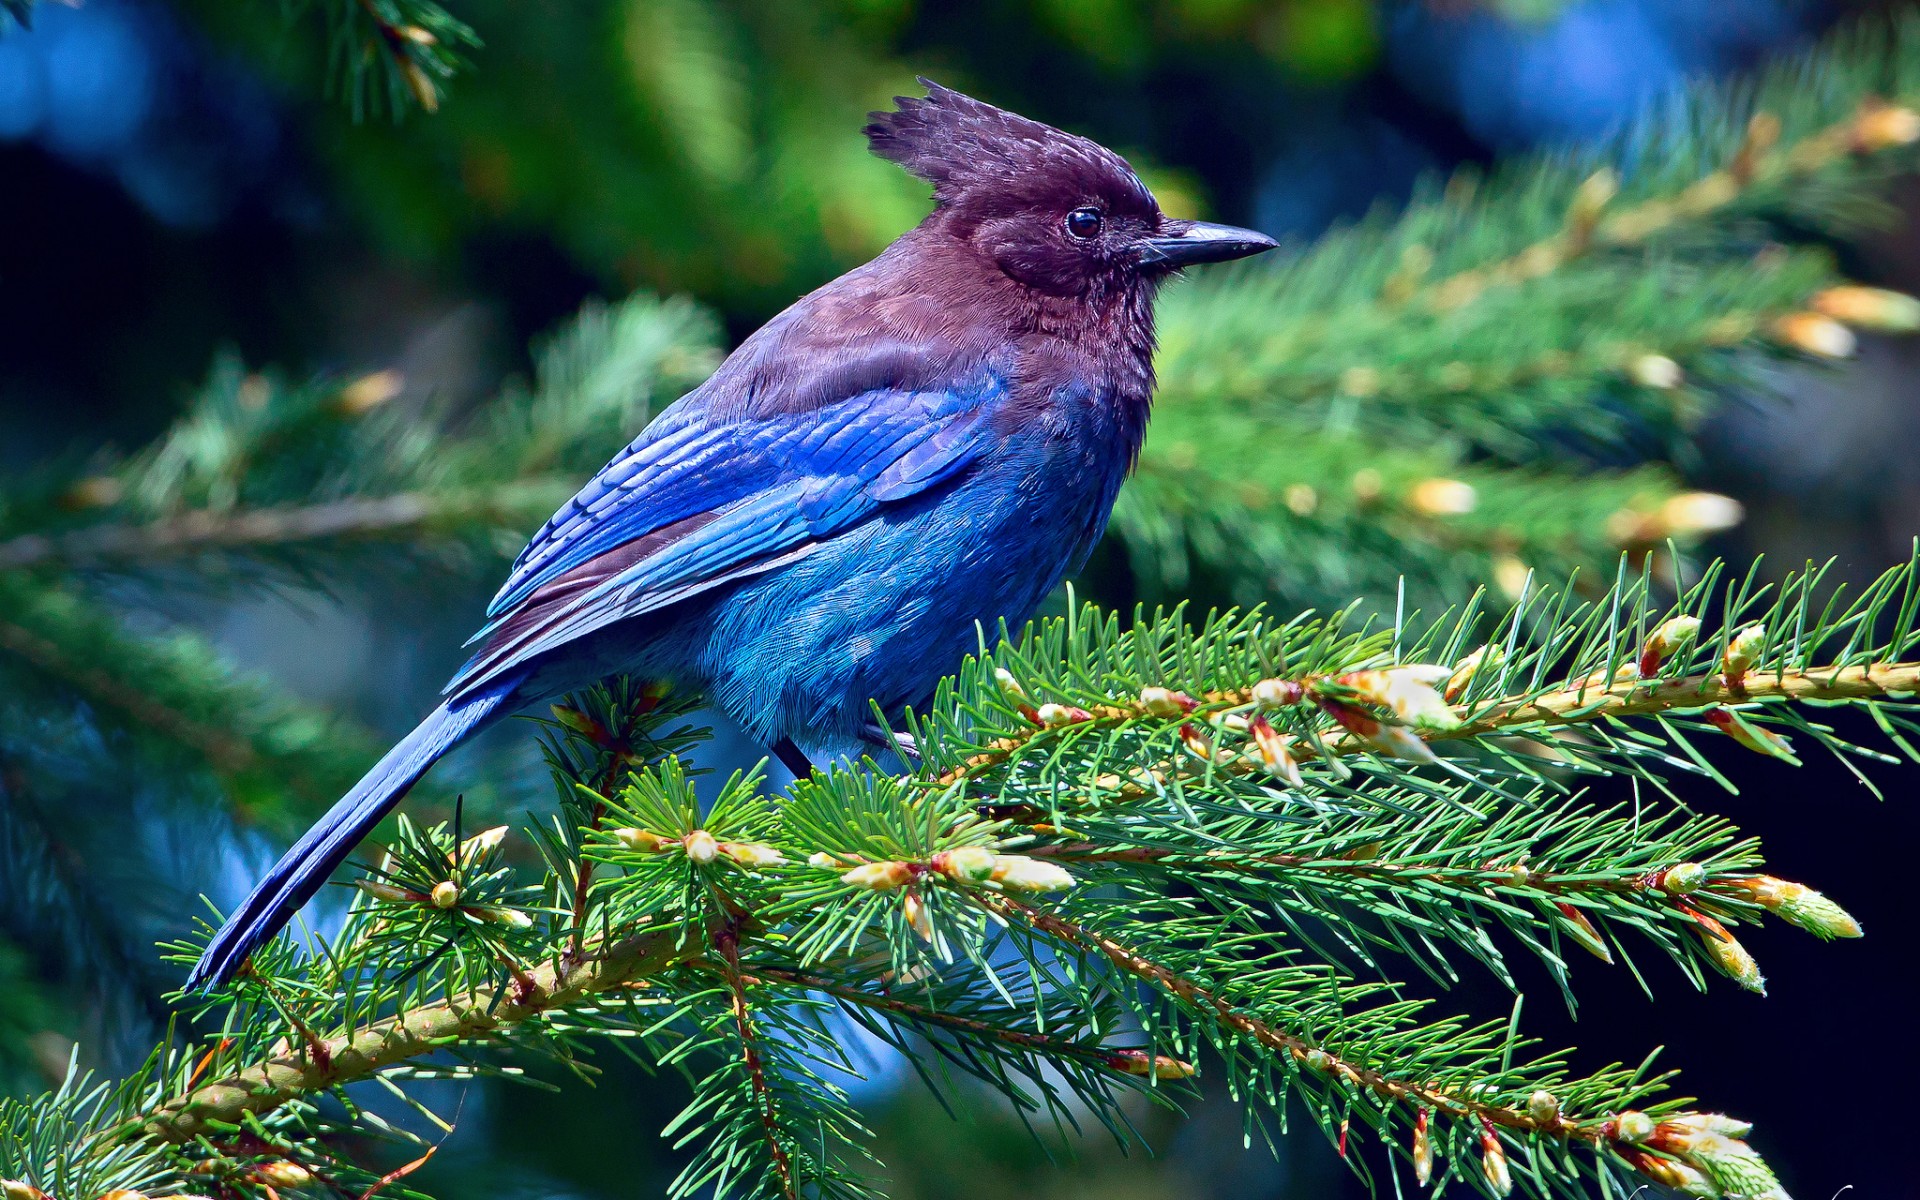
445, 373, 1006, 699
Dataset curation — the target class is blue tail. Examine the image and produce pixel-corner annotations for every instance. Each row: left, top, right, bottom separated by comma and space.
186, 680, 521, 992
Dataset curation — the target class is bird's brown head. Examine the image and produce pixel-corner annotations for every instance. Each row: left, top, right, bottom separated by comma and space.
865, 80, 1276, 300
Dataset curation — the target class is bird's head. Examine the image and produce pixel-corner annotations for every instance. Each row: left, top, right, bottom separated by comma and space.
866, 80, 1276, 300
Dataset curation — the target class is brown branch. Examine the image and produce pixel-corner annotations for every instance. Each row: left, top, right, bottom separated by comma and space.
0, 483, 565, 572
138, 926, 697, 1143
978, 893, 1596, 1143
0, 614, 260, 776
934, 660, 1920, 804
716, 926, 796, 1200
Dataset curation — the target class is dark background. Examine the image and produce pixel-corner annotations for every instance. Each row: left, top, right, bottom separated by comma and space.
3, 1, 1915, 1197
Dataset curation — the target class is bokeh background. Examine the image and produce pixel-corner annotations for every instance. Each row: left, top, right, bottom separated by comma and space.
4, 1, 1918, 1197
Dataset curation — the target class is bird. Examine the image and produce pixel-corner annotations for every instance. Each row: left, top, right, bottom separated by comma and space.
186, 80, 1276, 991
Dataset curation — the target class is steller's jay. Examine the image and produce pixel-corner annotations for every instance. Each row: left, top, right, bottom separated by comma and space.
188, 80, 1276, 990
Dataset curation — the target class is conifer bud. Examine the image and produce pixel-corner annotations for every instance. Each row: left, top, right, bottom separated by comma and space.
1631, 1155, 1717, 1197
1303, 1048, 1334, 1073
720, 841, 786, 868
1555, 902, 1613, 963
1527, 1090, 1561, 1126
808, 851, 840, 869
1694, 915, 1766, 994
1036, 702, 1091, 728
1721, 623, 1766, 690
1661, 1112, 1753, 1139
1251, 677, 1304, 709
994, 667, 1029, 701
843, 861, 914, 890
1811, 284, 1920, 332
1139, 686, 1194, 718
1639, 615, 1701, 677
1445, 644, 1505, 702
1110, 1050, 1197, 1078
1659, 862, 1708, 895
934, 845, 998, 883
1856, 102, 1920, 151
1178, 722, 1221, 763
430, 880, 459, 909
1732, 875, 1862, 939
613, 827, 671, 854
902, 890, 933, 941
1615, 1111, 1655, 1142
1772, 311, 1857, 358
355, 880, 414, 904
99, 1191, 152, 1200
1668, 1133, 1790, 1200
1410, 1108, 1434, 1185
253, 1162, 315, 1189
1248, 714, 1304, 787
1334, 666, 1459, 731
3, 1180, 50, 1200
1493, 555, 1532, 601
682, 830, 719, 864
1629, 353, 1683, 389
1479, 1129, 1513, 1197
454, 825, 509, 862
336, 369, 404, 415
1408, 478, 1477, 516
989, 855, 1075, 892
1705, 708, 1795, 761
471, 905, 533, 929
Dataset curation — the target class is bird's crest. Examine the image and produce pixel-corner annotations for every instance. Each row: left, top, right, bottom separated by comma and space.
866, 79, 1147, 207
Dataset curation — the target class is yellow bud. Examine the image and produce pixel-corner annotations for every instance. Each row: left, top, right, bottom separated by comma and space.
989, 855, 1075, 892
1480, 1134, 1513, 1197
1251, 678, 1302, 708
612, 827, 670, 854
1661, 491, 1746, 536
720, 841, 786, 868
1736, 875, 1863, 939
1660, 862, 1708, 895
1407, 478, 1477, 516
1772, 311, 1857, 358
1339, 365, 1381, 397
336, 369, 404, 415
471, 905, 533, 929
1811, 284, 1920, 332
1445, 643, 1505, 702
3, 1181, 50, 1200
807, 851, 840, 869
843, 861, 914, 890
1615, 1111, 1656, 1142
1856, 102, 1920, 151
1411, 1109, 1434, 1185
1629, 353, 1683, 389
1111, 1050, 1197, 1078
430, 880, 459, 909
1493, 555, 1532, 601
935, 845, 998, 883
454, 825, 508, 862
1640, 615, 1701, 675
1699, 924, 1767, 995
682, 830, 719, 864
1706, 707, 1796, 761
993, 667, 1029, 701
1527, 1090, 1561, 1125
1138, 686, 1190, 718
253, 1162, 315, 1189
1283, 483, 1318, 515
902, 891, 933, 942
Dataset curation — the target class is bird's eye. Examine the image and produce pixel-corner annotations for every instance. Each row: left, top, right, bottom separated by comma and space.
1065, 207, 1104, 240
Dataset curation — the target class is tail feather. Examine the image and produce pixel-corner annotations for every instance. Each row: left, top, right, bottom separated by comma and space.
186, 681, 520, 992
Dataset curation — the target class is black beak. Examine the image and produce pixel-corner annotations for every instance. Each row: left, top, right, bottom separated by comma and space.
1137, 219, 1278, 269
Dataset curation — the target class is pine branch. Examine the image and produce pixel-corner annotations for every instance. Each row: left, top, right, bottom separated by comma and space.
139, 923, 696, 1143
